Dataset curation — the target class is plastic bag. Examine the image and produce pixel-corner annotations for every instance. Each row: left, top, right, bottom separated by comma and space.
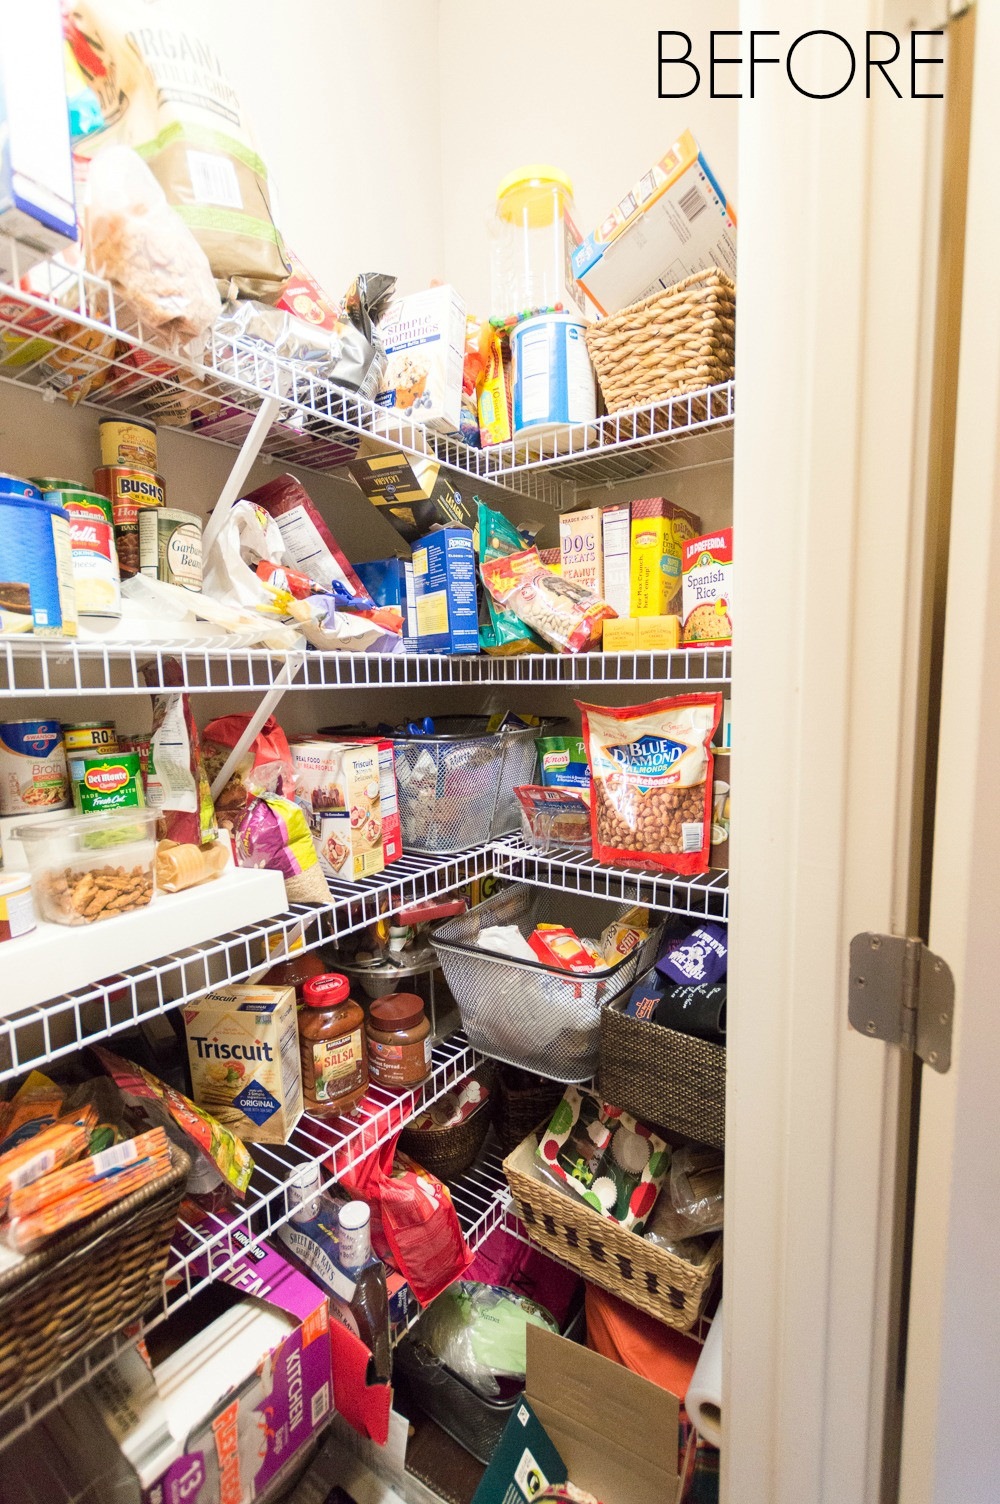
478, 500, 546, 656
85, 146, 221, 355
202, 713, 296, 824
412, 1282, 557, 1398
234, 791, 330, 905
481, 549, 615, 654
669, 1145, 724, 1233
145, 687, 215, 847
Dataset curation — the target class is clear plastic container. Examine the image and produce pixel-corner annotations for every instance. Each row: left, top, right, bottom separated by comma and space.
490, 166, 580, 322
15, 807, 158, 926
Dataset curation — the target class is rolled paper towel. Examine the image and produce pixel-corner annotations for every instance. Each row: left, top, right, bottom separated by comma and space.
687, 1300, 723, 1447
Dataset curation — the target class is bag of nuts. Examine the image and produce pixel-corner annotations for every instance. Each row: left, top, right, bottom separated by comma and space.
577, 694, 722, 874
480, 547, 615, 654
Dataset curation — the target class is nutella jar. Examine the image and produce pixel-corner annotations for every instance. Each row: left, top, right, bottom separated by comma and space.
298, 973, 369, 1116
366, 993, 433, 1089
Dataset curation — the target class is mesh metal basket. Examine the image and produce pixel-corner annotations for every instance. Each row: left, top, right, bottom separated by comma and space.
431, 886, 663, 1081
391, 718, 543, 854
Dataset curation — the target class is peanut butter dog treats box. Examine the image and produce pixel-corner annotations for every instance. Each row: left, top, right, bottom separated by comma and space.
183, 984, 303, 1145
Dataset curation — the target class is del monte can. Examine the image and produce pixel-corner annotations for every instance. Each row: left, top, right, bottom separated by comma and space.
70, 751, 145, 813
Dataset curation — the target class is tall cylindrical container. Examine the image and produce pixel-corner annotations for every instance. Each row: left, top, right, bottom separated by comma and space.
490, 167, 582, 322
511, 313, 597, 437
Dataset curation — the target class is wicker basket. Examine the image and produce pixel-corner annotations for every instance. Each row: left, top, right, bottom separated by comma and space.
584, 268, 735, 414
399, 1064, 495, 1181
492, 1066, 565, 1156
502, 1135, 720, 1331
599, 1003, 726, 1148
0, 1144, 189, 1414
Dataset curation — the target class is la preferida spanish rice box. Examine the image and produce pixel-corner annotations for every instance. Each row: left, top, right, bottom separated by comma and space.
681, 529, 733, 648
291, 739, 384, 882
183, 984, 303, 1145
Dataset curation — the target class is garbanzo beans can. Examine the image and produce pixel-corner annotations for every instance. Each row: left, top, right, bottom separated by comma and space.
98, 417, 158, 471
138, 507, 203, 592
93, 465, 165, 579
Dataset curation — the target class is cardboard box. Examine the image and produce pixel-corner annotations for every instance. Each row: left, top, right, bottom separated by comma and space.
183, 984, 303, 1145
376, 285, 466, 434
559, 507, 603, 596
0, 0, 77, 280
354, 557, 417, 652
291, 739, 385, 882
317, 733, 401, 865
682, 528, 733, 648
601, 503, 631, 618
630, 497, 701, 616
603, 615, 681, 652
411, 527, 479, 654
572, 129, 736, 317
347, 440, 474, 544
473, 1327, 679, 1504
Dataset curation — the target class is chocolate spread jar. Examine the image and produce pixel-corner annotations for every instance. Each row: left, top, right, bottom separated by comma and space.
298, 973, 368, 1116
366, 993, 433, 1089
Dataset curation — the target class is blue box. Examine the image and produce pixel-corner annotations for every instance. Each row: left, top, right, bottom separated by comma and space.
355, 556, 417, 651
410, 528, 479, 655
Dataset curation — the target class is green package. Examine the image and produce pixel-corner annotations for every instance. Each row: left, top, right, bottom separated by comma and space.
476, 499, 547, 656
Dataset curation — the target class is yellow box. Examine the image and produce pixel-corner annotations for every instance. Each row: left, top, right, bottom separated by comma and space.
637, 615, 680, 651
602, 617, 638, 652
629, 498, 701, 615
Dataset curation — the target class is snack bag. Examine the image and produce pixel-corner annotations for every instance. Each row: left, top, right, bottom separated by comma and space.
478, 331, 512, 446
578, 694, 722, 874
234, 791, 331, 904
481, 548, 616, 654
203, 713, 296, 824
527, 924, 600, 974
477, 500, 546, 656
536, 1086, 670, 1234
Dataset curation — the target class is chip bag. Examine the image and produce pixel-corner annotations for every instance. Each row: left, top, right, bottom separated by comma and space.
482, 549, 615, 654
477, 500, 546, 656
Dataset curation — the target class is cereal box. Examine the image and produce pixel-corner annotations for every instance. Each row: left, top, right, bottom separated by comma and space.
560, 507, 604, 595
376, 285, 466, 434
291, 739, 384, 882
629, 497, 702, 616
183, 984, 303, 1145
681, 529, 733, 648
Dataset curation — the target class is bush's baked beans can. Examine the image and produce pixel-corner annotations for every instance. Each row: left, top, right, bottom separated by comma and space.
98, 417, 158, 471
93, 465, 165, 579
0, 720, 70, 814
139, 507, 203, 592
70, 751, 145, 813
62, 721, 118, 756
57, 489, 122, 620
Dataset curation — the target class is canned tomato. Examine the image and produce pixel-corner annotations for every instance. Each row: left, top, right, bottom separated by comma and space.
62, 721, 117, 755
0, 872, 36, 943
70, 751, 145, 813
30, 477, 85, 495
0, 720, 70, 814
58, 490, 122, 620
93, 465, 165, 579
139, 506, 203, 591
99, 417, 158, 471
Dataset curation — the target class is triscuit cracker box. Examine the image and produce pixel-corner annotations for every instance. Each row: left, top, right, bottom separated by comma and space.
630, 497, 701, 615
184, 984, 303, 1145
682, 528, 733, 647
376, 285, 466, 434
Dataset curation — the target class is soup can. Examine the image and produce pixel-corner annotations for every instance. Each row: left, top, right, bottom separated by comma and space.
59, 489, 122, 620
93, 465, 165, 579
70, 750, 145, 813
0, 719, 70, 814
0, 872, 36, 943
511, 313, 596, 437
99, 416, 158, 471
62, 721, 118, 755
139, 506, 203, 591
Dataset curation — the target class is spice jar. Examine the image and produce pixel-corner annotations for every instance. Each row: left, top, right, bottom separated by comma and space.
298, 973, 369, 1117
366, 993, 433, 1089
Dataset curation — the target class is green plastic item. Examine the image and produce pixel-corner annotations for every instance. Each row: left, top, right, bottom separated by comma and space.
416, 1280, 557, 1395
477, 499, 547, 655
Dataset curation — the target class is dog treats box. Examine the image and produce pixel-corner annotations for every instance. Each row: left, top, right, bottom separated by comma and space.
559, 507, 604, 596
291, 739, 385, 882
376, 285, 466, 435
183, 984, 303, 1145
681, 529, 733, 647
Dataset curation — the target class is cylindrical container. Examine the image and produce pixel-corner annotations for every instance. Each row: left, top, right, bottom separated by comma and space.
99, 417, 158, 471
57, 489, 122, 620
0, 477, 77, 636
62, 721, 117, 756
298, 973, 369, 1117
490, 166, 577, 322
30, 477, 85, 495
0, 720, 70, 814
139, 507, 203, 591
93, 465, 165, 579
511, 314, 596, 437
366, 992, 433, 1089
0, 871, 36, 942
337, 1202, 372, 1269
69, 751, 145, 814
288, 1162, 323, 1223
264, 935, 327, 1007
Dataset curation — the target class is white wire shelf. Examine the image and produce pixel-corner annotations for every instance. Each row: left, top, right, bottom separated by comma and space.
0, 1033, 480, 1453
492, 835, 730, 920
0, 638, 731, 696
0, 845, 494, 1084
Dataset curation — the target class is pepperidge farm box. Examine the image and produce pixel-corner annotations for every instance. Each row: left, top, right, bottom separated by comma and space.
411, 527, 479, 654
183, 984, 303, 1145
377, 285, 466, 434
630, 498, 701, 616
573, 130, 736, 317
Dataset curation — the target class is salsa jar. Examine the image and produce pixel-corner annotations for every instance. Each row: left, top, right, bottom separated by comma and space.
298, 973, 369, 1116
366, 993, 433, 1089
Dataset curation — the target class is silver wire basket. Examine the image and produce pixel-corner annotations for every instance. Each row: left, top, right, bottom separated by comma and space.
391, 717, 543, 854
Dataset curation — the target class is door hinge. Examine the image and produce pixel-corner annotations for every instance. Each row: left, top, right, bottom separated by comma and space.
849, 933, 954, 1073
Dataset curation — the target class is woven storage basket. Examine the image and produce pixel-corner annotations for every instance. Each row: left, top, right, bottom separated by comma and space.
599, 1003, 726, 1148
399, 1063, 495, 1181
0, 1144, 188, 1413
584, 267, 735, 413
493, 1066, 566, 1155
503, 1135, 720, 1331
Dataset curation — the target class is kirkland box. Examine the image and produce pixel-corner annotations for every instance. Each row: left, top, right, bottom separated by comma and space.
355, 557, 417, 651
348, 439, 474, 544
411, 527, 479, 654
572, 129, 736, 317
376, 285, 466, 434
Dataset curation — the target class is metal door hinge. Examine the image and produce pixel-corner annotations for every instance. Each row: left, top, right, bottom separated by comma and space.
849, 933, 953, 1073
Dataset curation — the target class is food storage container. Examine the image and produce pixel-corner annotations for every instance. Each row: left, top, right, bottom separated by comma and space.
490, 166, 585, 324
16, 807, 158, 925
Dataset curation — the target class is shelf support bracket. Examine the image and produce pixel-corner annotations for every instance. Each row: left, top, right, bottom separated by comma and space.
202, 393, 283, 560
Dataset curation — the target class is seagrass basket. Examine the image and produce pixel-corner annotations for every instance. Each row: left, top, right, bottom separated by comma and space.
599, 1002, 726, 1148
399, 1063, 495, 1181
584, 267, 736, 413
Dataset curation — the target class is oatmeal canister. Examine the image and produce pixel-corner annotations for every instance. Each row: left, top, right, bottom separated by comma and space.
93, 465, 165, 579
139, 506, 203, 591
0, 720, 70, 814
58, 489, 122, 619
99, 417, 158, 471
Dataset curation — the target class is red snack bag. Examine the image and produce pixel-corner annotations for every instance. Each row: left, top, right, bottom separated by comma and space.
202, 713, 296, 827
577, 694, 722, 875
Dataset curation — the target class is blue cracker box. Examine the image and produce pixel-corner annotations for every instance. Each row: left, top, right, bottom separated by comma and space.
356, 557, 417, 651
410, 527, 479, 655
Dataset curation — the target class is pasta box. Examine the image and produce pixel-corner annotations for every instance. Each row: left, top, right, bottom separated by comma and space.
411, 527, 479, 655
347, 440, 474, 543
355, 557, 418, 651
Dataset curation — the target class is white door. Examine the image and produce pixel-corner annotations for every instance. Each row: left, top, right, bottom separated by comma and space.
727, 4, 966, 1502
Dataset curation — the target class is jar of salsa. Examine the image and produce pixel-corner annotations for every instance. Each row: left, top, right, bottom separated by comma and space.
366, 993, 433, 1089
298, 973, 369, 1116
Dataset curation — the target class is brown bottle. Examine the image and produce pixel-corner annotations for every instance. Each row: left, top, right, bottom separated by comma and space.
298, 973, 369, 1116
263, 944, 327, 1006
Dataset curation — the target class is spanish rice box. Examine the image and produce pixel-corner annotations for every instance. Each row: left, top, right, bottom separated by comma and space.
681, 529, 733, 648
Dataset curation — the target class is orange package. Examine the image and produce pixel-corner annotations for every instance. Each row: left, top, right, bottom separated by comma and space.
0, 1120, 92, 1218
528, 924, 599, 974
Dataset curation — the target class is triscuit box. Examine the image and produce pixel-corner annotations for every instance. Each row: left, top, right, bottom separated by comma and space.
630, 497, 701, 616
601, 502, 630, 617
347, 439, 474, 544
183, 984, 303, 1145
376, 285, 467, 434
572, 129, 737, 317
290, 739, 385, 882
411, 526, 479, 654
682, 528, 733, 647
559, 507, 603, 596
